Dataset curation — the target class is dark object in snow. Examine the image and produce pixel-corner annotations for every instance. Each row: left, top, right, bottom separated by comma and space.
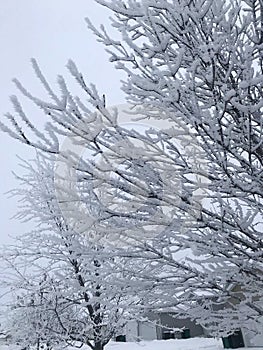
115, 335, 126, 342
222, 330, 245, 349
162, 330, 175, 340
181, 328, 191, 339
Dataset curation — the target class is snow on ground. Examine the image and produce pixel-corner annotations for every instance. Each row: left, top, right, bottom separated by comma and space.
105, 338, 223, 350
105, 338, 263, 350
1, 337, 263, 350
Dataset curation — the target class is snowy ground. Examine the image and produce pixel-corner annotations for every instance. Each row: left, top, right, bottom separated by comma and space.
1, 337, 263, 350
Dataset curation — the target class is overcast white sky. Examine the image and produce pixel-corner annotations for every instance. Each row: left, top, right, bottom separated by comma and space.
0, 1, 125, 243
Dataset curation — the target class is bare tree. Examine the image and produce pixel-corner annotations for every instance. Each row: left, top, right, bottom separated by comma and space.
2, 156, 141, 350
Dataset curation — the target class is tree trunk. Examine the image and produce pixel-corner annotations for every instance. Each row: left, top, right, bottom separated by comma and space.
94, 342, 104, 350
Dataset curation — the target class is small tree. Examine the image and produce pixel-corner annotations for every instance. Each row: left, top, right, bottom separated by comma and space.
2, 156, 141, 350
8, 277, 67, 350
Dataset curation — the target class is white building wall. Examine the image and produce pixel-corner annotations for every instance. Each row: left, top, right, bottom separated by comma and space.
125, 320, 139, 342
125, 320, 157, 341
138, 321, 157, 341
242, 324, 263, 348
